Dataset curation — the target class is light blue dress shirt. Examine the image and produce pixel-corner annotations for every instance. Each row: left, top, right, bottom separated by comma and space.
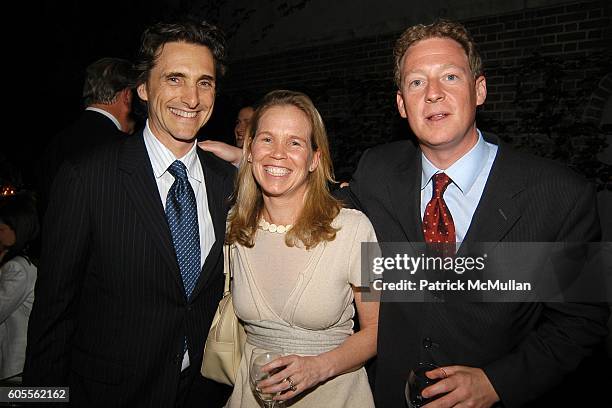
420, 130, 498, 243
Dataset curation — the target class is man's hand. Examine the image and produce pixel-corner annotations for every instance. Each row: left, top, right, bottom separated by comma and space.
422, 365, 499, 408
197, 140, 243, 167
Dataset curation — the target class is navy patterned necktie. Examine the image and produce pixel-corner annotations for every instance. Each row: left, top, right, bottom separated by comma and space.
165, 160, 201, 299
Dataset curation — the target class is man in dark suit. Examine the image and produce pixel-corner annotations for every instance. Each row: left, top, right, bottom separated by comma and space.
24, 20, 235, 407
343, 20, 610, 407
40, 57, 136, 214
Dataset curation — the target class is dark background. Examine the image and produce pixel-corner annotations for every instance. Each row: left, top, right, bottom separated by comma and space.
6, 1, 220, 190
5, 0, 610, 194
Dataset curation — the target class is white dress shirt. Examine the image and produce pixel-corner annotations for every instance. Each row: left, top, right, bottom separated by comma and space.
85, 107, 122, 131
142, 120, 215, 370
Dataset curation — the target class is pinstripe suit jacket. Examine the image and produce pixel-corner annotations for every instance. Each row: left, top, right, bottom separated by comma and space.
24, 132, 235, 407
341, 132, 609, 407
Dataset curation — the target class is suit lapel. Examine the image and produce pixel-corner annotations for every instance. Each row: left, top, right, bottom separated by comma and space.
464, 137, 525, 243
199, 150, 228, 248
387, 147, 424, 243
191, 149, 230, 299
118, 133, 184, 292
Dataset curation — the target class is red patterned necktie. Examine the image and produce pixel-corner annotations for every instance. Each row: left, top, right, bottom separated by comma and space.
422, 173, 456, 245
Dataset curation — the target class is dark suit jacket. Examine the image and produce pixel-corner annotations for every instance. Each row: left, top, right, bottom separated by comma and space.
24, 131, 236, 407
39, 109, 129, 215
342, 133, 610, 407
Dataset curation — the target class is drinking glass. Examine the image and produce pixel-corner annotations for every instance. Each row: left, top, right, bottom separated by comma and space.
249, 348, 284, 408
405, 362, 443, 408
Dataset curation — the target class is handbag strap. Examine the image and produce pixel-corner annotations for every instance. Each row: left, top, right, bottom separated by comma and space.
223, 244, 232, 295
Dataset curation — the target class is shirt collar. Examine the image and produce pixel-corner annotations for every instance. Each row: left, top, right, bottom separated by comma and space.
86, 107, 121, 131
143, 120, 202, 183
421, 129, 487, 194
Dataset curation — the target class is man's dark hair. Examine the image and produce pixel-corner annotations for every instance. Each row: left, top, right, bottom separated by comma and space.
135, 19, 227, 86
82, 57, 137, 106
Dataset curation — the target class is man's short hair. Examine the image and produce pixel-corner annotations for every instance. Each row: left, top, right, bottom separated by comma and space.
393, 19, 483, 89
82, 57, 136, 106
135, 19, 227, 86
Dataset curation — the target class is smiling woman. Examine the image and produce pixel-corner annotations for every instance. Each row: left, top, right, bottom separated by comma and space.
222, 90, 379, 408
228, 90, 340, 250
250, 104, 318, 212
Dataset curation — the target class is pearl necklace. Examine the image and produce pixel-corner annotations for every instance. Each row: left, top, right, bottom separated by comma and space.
258, 218, 293, 234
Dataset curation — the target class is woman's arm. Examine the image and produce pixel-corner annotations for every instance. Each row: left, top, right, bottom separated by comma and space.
316, 288, 378, 377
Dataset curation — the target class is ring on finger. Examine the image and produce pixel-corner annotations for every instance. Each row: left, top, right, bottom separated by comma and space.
439, 367, 448, 378
286, 376, 297, 392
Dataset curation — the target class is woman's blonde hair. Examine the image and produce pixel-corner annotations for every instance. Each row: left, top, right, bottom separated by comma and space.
226, 90, 341, 249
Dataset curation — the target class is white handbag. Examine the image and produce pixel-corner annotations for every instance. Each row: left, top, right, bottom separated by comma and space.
201, 244, 246, 385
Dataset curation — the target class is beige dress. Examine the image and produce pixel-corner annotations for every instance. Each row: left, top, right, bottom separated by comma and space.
225, 208, 377, 408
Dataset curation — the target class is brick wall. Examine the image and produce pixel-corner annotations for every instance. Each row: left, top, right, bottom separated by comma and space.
466, 1, 611, 124
221, 0, 611, 180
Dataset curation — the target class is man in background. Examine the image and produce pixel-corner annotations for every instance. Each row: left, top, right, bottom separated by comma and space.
233, 104, 254, 148
40, 57, 137, 213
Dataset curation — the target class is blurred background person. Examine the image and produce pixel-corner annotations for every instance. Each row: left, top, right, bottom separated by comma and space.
233, 104, 254, 148
0, 192, 39, 383
39, 57, 137, 215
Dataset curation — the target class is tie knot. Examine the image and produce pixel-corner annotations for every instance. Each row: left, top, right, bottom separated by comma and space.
168, 160, 188, 181
432, 172, 452, 197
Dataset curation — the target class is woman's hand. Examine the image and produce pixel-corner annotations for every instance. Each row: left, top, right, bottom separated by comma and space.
253, 289, 378, 402
257, 354, 331, 401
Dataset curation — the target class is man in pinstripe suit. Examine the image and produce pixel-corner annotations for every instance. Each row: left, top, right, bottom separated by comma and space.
24, 20, 235, 407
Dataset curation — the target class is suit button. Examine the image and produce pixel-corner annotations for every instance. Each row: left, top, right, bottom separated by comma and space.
187, 305, 192, 312
175, 353, 183, 364
423, 337, 433, 349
